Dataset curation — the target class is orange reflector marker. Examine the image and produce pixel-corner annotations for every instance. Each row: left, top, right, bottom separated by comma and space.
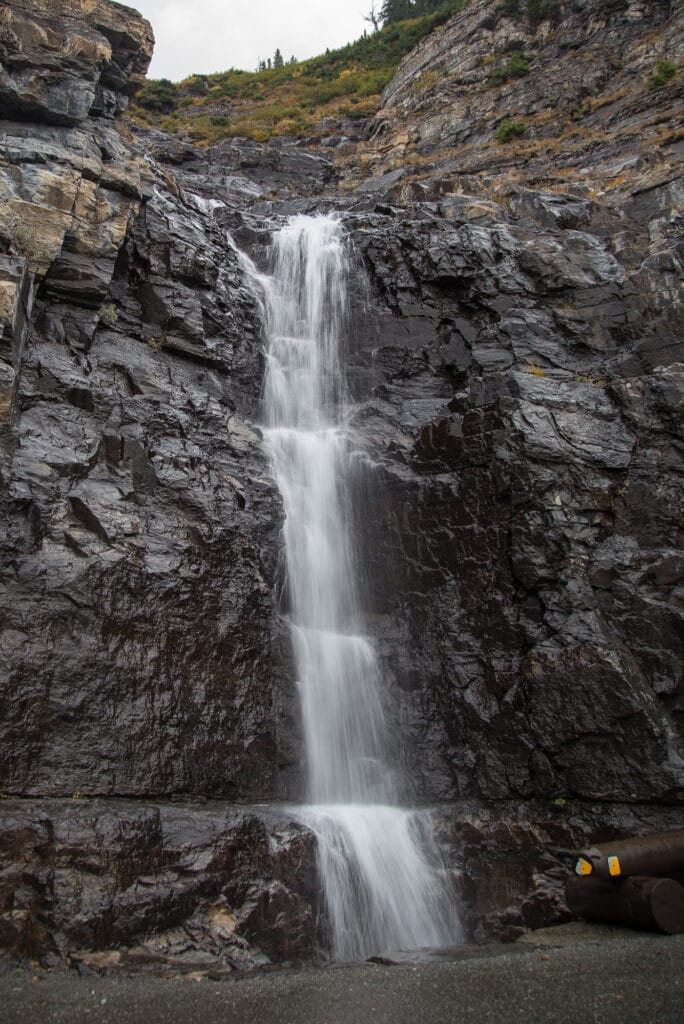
608, 855, 621, 877
575, 857, 593, 876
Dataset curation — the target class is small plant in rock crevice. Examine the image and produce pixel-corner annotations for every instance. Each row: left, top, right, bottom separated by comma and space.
495, 117, 527, 142
574, 371, 606, 386
6, 216, 38, 256
489, 51, 530, 86
647, 58, 677, 90
99, 303, 119, 326
413, 68, 443, 92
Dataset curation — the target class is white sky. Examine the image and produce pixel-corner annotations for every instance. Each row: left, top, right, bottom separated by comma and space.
129, 1, 371, 81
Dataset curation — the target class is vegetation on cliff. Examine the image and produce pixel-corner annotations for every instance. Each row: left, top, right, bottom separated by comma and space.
129, 1, 469, 143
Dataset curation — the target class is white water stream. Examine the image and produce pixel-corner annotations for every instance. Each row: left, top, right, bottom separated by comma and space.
250, 214, 460, 961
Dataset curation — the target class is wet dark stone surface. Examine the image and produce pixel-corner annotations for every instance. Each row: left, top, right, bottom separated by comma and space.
0, 0, 153, 125
0, 799, 318, 968
332, 197, 683, 810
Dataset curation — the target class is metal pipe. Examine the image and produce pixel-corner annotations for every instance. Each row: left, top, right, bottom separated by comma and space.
574, 829, 684, 879
565, 874, 684, 935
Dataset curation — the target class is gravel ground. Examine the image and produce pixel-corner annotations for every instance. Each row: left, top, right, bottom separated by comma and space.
1, 929, 682, 1024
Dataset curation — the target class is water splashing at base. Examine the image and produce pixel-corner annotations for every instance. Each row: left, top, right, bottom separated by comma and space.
256, 214, 461, 961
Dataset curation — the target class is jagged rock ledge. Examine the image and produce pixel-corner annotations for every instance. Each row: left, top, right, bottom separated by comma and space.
2, 797, 683, 973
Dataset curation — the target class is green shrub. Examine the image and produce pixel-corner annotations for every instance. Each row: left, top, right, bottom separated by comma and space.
648, 59, 677, 90
495, 117, 527, 142
489, 51, 530, 86
136, 78, 179, 113
182, 75, 209, 97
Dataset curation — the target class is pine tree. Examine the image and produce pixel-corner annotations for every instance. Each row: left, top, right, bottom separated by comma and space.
379, 0, 450, 24
273, 48, 284, 69
380, 0, 414, 24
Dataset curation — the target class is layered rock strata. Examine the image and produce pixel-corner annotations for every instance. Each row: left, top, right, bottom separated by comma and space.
348, 0, 683, 192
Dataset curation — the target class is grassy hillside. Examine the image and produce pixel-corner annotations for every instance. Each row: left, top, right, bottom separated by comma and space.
129, 2, 469, 144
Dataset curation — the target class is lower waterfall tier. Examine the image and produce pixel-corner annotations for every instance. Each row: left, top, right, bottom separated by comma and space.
294, 803, 463, 961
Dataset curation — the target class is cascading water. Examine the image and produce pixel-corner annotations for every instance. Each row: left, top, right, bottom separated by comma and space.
254, 214, 461, 961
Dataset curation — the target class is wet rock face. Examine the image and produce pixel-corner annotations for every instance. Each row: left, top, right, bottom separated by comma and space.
0, 193, 303, 800
0, 2, 311, 803
340, 185, 683, 807
0, 801, 319, 968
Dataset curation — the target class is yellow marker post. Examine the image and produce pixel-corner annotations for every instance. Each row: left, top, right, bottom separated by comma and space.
575, 857, 593, 876
608, 855, 621, 877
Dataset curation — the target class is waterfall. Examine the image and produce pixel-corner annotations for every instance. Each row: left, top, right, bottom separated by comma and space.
255, 214, 461, 961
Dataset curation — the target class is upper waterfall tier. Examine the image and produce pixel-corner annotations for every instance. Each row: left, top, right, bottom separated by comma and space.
260, 215, 391, 800
263, 216, 346, 430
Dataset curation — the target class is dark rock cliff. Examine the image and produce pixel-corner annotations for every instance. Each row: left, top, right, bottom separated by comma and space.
340, 193, 683, 809
0, 0, 682, 968
0, 0, 301, 805
0, 0, 316, 969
